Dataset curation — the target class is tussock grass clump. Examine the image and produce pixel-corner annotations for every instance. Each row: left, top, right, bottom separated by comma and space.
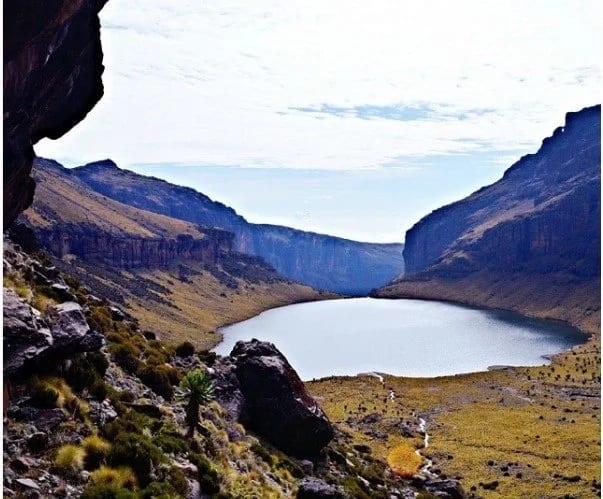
89, 466, 137, 489
81, 483, 136, 499
83, 435, 112, 469
54, 444, 86, 475
387, 442, 422, 478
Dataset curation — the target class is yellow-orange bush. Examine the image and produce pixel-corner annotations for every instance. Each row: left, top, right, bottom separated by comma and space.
387, 443, 422, 478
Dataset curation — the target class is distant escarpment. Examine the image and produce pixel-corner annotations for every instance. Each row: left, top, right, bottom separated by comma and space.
378, 105, 601, 334
21, 158, 231, 271
4, 0, 107, 227
72, 161, 405, 295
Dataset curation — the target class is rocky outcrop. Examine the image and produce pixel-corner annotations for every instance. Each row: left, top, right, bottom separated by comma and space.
297, 477, 345, 499
213, 339, 334, 457
72, 161, 405, 295
3, 243, 104, 376
378, 105, 601, 333
4, 0, 107, 227
35, 226, 232, 270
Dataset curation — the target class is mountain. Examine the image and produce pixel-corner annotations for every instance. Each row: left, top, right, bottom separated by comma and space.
19, 158, 329, 347
72, 161, 405, 295
377, 105, 601, 334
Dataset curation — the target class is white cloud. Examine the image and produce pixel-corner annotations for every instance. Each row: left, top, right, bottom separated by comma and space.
37, 0, 601, 170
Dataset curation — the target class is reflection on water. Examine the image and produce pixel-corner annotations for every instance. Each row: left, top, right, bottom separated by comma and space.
214, 298, 587, 381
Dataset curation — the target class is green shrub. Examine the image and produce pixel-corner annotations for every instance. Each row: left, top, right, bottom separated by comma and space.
102, 411, 152, 441
250, 442, 274, 465
89, 307, 113, 334
189, 453, 220, 494
66, 355, 100, 392
109, 433, 164, 487
29, 380, 59, 408
90, 379, 109, 401
139, 481, 180, 499
80, 483, 137, 499
83, 435, 112, 470
197, 350, 217, 367
110, 344, 142, 374
136, 365, 174, 401
175, 341, 195, 358
276, 457, 304, 478
88, 351, 110, 376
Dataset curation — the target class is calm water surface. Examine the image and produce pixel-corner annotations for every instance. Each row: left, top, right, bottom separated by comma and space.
214, 298, 587, 380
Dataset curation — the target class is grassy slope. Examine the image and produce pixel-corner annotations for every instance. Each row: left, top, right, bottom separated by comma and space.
27, 161, 205, 238
62, 259, 332, 350
376, 271, 600, 335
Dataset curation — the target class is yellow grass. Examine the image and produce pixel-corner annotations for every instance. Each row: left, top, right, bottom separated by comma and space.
387, 442, 422, 478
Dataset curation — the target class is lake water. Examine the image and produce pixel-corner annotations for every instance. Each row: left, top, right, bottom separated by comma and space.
214, 298, 587, 380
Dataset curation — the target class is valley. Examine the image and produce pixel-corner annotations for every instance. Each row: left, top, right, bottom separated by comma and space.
2, 1, 600, 498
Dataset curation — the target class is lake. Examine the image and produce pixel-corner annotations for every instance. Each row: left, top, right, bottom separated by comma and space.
214, 298, 587, 380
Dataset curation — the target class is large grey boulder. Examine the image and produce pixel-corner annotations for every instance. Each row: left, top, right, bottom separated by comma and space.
3, 288, 53, 374
213, 339, 334, 457
297, 477, 345, 499
3, 291, 104, 376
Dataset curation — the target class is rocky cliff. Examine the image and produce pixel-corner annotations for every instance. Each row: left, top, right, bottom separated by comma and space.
4, 0, 107, 228
378, 105, 601, 333
73, 161, 405, 295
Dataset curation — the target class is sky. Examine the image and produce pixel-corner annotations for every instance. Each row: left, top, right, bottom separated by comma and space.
37, 0, 601, 242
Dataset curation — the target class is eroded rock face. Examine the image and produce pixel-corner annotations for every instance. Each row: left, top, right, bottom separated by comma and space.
3, 0, 108, 227
213, 339, 334, 457
296, 477, 345, 499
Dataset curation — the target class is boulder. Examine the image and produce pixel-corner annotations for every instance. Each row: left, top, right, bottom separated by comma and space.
3, 288, 53, 374
220, 339, 334, 457
424, 479, 466, 499
4, 290, 104, 376
296, 477, 344, 499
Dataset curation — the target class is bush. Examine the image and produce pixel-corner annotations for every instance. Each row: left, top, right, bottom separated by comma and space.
250, 442, 274, 466
189, 453, 220, 494
66, 356, 100, 392
197, 350, 217, 367
54, 444, 86, 475
29, 380, 59, 408
136, 365, 174, 401
88, 307, 113, 334
175, 341, 195, 358
109, 433, 165, 487
140, 481, 180, 499
83, 435, 112, 470
90, 379, 109, 401
88, 351, 110, 376
110, 344, 142, 374
89, 466, 137, 489
80, 483, 137, 499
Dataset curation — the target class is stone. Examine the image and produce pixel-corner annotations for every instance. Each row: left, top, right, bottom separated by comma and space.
299, 460, 314, 475
17, 408, 66, 432
424, 479, 466, 499
11, 456, 39, 473
3, 288, 53, 375
50, 283, 76, 302
15, 478, 40, 491
220, 339, 334, 457
89, 400, 118, 425
296, 477, 344, 499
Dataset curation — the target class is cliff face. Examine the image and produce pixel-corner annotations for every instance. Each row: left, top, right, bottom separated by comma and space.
379, 105, 601, 333
403, 105, 600, 277
3, 0, 107, 227
35, 227, 232, 270
21, 159, 234, 271
73, 162, 405, 295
